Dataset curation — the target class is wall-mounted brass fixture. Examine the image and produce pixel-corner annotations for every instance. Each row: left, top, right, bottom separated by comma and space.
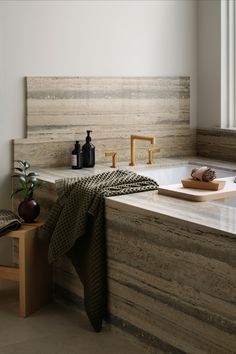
105, 151, 118, 168
129, 135, 155, 166
147, 148, 160, 164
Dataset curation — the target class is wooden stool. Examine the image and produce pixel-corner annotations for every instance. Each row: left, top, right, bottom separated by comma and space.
0, 222, 52, 317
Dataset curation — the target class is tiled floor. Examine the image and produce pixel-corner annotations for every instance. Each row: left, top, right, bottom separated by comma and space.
0, 280, 149, 354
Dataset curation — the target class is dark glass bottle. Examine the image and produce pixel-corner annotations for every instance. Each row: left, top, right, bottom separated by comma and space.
71, 141, 83, 169
82, 130, 95, 167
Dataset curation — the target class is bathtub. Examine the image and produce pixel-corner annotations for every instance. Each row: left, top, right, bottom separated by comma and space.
136, 163, 236, 186
136, 162, 236, 207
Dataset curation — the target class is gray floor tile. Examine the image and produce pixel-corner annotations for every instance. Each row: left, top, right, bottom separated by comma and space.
0, 280, 149, 354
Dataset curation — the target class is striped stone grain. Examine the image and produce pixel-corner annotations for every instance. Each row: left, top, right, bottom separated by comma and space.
11, 159, 236, 352
105, 200, 236, 353
197, 129, 236, 162
13, 76, 194, 167
14, 132, 196, 167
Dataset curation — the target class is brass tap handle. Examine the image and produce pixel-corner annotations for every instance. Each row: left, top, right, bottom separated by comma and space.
105, 151, 117, 168
147, 148, 160, 165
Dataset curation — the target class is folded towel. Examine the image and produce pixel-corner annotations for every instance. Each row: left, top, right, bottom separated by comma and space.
0, 209, 21, 237
191, 166, 216, 182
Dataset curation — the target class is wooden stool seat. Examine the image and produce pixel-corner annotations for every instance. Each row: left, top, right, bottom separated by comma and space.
0, 222, 52, 317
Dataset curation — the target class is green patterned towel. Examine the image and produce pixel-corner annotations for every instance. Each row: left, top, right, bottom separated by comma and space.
0, 209, 21, 237
40, 169, 158, 332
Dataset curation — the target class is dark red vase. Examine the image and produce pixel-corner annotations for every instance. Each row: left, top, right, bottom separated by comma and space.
18, 199, 40, 223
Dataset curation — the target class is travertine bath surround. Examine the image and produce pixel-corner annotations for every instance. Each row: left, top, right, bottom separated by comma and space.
197, 129, 236, 162
12, 77, 236, 353
12, 158, 236, 353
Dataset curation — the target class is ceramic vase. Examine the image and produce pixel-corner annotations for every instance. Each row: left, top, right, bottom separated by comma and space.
18, 199, 40, 223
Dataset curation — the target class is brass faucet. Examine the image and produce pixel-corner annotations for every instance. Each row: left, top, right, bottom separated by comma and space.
129, 135, 155, 166
105, 151, 118, 168
147, 147, 160, 164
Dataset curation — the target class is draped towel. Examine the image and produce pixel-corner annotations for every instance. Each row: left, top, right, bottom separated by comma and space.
40, 169, 158, 332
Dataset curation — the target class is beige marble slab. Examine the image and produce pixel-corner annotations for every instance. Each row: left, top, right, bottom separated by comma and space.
13, 131, 195, 167
13, 76, 194, 167
107, 190, 236, 237
106, 204, 236, 352
26, 76, 190, 140
28, 157, 236, 237
197, 128, 236, 161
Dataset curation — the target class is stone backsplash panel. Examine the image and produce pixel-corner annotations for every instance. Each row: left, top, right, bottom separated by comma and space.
14, 76, 194, 167
197, 128, 236, 162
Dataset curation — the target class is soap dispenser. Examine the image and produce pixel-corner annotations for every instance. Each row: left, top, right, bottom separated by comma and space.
82, 130, 95, 167
71, 141, 83, 169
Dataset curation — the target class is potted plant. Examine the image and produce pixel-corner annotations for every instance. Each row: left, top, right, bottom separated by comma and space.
11, 160, 40, 223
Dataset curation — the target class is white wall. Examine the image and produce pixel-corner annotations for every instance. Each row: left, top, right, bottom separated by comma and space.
197, 0, 221, 128
0, 0, 197, 209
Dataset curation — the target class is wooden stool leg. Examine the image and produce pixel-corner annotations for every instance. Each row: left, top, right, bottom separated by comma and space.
18, 227, 38, 317
0, 223, 52, 318
18, 232, 30, 317
18, 226, 52, 317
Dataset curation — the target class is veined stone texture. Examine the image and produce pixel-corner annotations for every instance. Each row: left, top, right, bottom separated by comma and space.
47, 191, 236, 353
12, 161, 236, 352
13, 76, 194, 167
105, 200, 236, 353
197, 129, 236, 162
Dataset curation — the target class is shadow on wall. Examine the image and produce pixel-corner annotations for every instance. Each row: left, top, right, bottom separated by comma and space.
0, 141, 14, 210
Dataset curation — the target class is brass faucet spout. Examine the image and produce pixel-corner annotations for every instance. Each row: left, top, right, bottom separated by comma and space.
130, 134, 155, 144
129, 135, 155, 166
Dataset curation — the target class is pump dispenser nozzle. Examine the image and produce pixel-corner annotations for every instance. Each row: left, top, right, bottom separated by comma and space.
86, 130, 92, 142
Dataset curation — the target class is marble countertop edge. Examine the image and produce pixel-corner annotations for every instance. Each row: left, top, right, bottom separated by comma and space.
33, 156, 236, 237
106, 191, 236, 238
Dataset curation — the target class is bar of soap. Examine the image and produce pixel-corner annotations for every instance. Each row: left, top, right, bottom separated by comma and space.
181, 179, 225, 191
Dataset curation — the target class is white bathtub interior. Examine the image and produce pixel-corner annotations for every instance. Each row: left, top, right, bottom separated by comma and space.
137, 164, 235, 186
137, 163, 236, 207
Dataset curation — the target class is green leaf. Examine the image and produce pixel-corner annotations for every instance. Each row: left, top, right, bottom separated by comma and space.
20, 160, 30, 169
15, 160, 25, 167
29, 182, 36, 190
18, 176, 26, 185
27, 172, 38, 177
27, 178, 36, 186
11, 188, 24, 198
14, 167, 23, 173
14, 160, 30, 170
29, 176, 37, 182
